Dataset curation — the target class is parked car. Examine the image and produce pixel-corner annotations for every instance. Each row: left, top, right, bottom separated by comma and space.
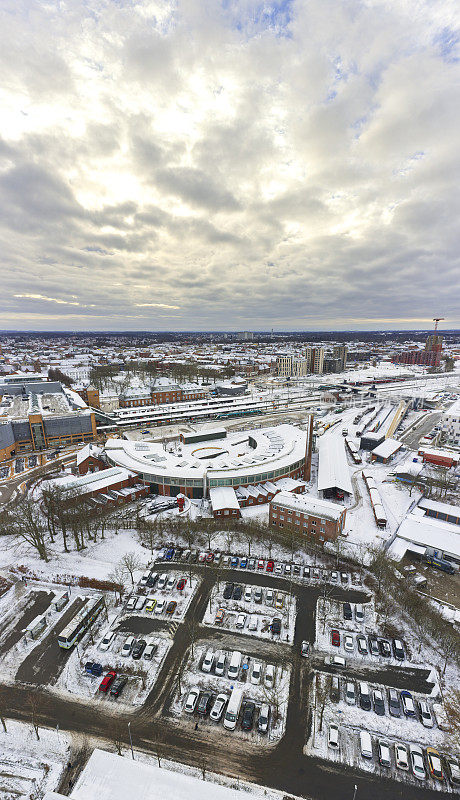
146, 572, 159, 588
271, 617, 281, 635
143, 640, 157, 660
184, 687, 199, 713
215, 607, 225, 624
446, 757, 460, 786
157, 574, 168, 590
275, 592, 284, 609
266, 560, 274, 572
303, 566, 310, 579
254, 587, 263, 604
257, 559, 265, 570
202, 649, 214, 673
378, 741, 391, 767
190, 551, 199, 563
248, 558, 256, 570
328, 723, 339, 748
284, 563, 291, 576
206, 552, 214, 563
330, 676, 340, 701
392, 638, 405, 660
214, 651, 226, 676
210, 693, 228, 722
330, 571, 338, 583
110, 676, 127, 697
379, 639, 391, 658
264, 664, 275, 689
395, 743, 409, 770
241, 701, 256, 730
345, 681, 356, 705
275, 562, 283, 574
223, 583, 234, 599
331, 629, 340, 647
266, 589, 274, 605
410, 744, 426, 780
357, 634, 368, 654
233, 585, 243, 600
230, 557, 239, 568
198, 552, 207, 563
176, 578, 186, 590
166, 600, 177, 614
99, 630, 115, 651
240, 558, 247, 569
84, 661, 103, 676
99, 670, 117, 693
329, 655, 346, 667
368, 635, 380, 656
355, 603, 364, 622
155, 598, 166, 614
293, 564, 301, 575
197, 691, 213, 716
121, 636, 135, 657
340, 572, 348, 583
125, 596, 137, 611
373, 689, 385, 716
401, 690, 416, 718
132, 639, 147, 659
145, 597, 157, 613
258, 703, 270, 734
359, 682, 371, 711
342, 602, 352, 620
419, 699, 434, 728
344, 634, 354, 652
244, 587, 252, 602
166, 576, 175, 592
388, 688, 401, 717
214, 552, 221, 565
426, 748, 444, 781
236, 613, 246, 628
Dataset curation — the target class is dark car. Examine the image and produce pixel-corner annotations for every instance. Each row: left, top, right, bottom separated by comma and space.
368, 635, 380, 656
165, 547, 174, 560
271, 617, 282, 635
241, 701, 256, 731
190, 551, 199, 563
166, 600, 177, 614
388, 688, 401, 717
197, 691, 213, 716
85, 661, 103, 676
373, 689, 386, 716
110, 676, 127, 697
248, 558, 256, 570
379, 639, 391, 658
176, 578, 186, 590
293, 564, 301, 575
223, 583, 234, 599
359, 683, 372, 711
342, 602, 352, 620
174, 547, 184, 559
240, 558, 248, 569
99, 669, 117, 693
206, 552, 214, 563
132, 639, 147, 659
392, 639, 405, 660
233, 585, 243, 600
147, 573, 158, 588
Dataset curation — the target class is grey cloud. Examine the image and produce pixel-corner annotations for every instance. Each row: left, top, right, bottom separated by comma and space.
154, 167, 240, 211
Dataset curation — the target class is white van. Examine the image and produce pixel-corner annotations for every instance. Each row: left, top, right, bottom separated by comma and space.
139, 570, 151, 587
223, 686, 244, 731
360, 730, 373, 759
215, 651, 226, 677
227, 651, 242, 680
355, 603, 364, 623
328, 723, 339, 748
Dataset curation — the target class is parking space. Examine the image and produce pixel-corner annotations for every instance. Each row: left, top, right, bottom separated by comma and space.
171, 640, 291, 741
202, 581, 296, 643
123, 569, 200, 622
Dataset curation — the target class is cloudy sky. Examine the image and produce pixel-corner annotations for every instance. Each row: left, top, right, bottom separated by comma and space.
1, 0, 459, 331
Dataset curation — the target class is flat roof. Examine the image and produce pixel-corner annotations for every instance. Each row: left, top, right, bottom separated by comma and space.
371, 438, 402, 458
396, 514, 460, 559
418, 498, 460, 518
317, 435, 352, 494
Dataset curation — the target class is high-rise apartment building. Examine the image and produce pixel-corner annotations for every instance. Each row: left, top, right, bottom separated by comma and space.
305, 346, 324, 374
276, 356, 309, 377
333, 344, 348, 371
425, 334, 443, 354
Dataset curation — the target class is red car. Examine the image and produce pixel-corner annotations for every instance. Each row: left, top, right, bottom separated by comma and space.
331, 629, 340, 647
176, 578, 186, 590
206, 552, 214, 563
99, 670, 117, 693
257, 559, 265, 570
266, 560, 274, 572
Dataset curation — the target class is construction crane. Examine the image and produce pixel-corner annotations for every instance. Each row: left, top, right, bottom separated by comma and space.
433, 317, 444, 333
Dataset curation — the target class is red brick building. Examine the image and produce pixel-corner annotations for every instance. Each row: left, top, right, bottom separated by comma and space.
269, 491, 346, 543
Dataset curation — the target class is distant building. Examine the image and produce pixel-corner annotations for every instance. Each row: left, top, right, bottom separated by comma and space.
119, 382, 208, 408
276, 356, 309, 377
333, 345, 348, 371
441, 398, 460, 445
305, 346, 324, 374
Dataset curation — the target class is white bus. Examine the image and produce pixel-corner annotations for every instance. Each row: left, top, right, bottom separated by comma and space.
223, 686, 244, 731
57, 596, 105, 649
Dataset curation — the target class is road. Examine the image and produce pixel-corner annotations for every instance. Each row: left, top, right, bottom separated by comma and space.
0, 589, 55, 657
400, 412, 441, 450
3, 562, 450, 800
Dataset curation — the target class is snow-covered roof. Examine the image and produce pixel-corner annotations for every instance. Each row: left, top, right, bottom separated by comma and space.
47, 749, 258, 800
271, 491, 345, 521
419, 446, 459, 461
371, 438, 402, 459
396, 513, 460, 559
317, 435, 352, 494
209, 486, 240, 511
418, 498, 460, 519
393, 458, 424, 477
59, 466, 134, 497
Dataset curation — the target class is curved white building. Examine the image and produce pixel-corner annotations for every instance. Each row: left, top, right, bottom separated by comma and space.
104, 421, 313, 499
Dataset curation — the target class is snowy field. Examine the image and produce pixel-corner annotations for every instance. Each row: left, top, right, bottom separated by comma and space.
202, 584, 296, 644
170, 641, 291, 742
0, 720, 69, 799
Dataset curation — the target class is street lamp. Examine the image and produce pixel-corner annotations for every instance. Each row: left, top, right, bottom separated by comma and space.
128, 722, 134, 760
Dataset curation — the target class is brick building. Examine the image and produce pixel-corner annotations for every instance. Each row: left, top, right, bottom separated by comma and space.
269, 491, 347, 542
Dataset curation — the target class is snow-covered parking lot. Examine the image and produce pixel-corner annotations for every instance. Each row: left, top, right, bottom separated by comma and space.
124, 572, 200, 621
171, 642, 291, 741
202, 583, 296, 643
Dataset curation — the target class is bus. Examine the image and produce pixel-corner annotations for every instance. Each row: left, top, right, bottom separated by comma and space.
57, 596, 106, 649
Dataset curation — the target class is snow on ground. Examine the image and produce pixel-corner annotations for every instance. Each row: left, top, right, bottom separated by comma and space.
0, 720, 69, 799
170, 641, 291, 742
202, 584, 296, 644
305, 671, 453, 793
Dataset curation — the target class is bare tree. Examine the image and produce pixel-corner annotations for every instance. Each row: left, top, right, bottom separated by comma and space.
111, 718, 125, 756
444, 689, 460, 749
0, 497, 49, 561
315, 673, 328, 733
117, 552, 143, 589
27, 691, 44, 740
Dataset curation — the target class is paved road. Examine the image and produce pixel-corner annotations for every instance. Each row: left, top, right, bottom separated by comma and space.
400, 412, 441, 450
3, 563, 451, 800
0, 589, 55, 657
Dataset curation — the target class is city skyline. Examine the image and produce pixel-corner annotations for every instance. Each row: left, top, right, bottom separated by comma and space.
1, 0, 459, 331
